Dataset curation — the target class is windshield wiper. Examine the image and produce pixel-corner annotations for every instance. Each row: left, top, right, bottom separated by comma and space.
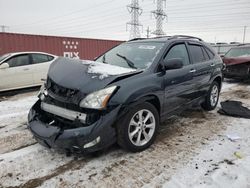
116, 53, 137, 69
102, 54, 108, 64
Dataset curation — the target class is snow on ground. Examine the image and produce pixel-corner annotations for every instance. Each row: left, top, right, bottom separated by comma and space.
0, 80, 250, 188
163, 117, 250, 188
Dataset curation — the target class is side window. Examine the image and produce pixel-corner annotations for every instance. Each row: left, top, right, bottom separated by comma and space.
204, 47, 215, 59
164, 44, 190, 66
47, 55, 54, 61
189, 44, 206, 63
201, 47, 210, 61
32, 54, 50, 64
5, 55, 30, 68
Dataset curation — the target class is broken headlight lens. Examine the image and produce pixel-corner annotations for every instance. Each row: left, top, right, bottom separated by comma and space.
38, 83, 48, 100
79, 86, 117, 109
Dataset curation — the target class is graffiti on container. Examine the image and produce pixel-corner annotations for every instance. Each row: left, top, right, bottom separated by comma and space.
62, 40, 80, 59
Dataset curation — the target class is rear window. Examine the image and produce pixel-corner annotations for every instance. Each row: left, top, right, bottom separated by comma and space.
204, 47, 215, 59
189, 44, 206, 63
32, 54, 54, 63
201, 47, 210, 61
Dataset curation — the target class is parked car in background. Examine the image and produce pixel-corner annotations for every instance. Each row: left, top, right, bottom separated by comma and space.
28, 35, 223, 154
222, 44, 250, 80
0, 52, 57, 92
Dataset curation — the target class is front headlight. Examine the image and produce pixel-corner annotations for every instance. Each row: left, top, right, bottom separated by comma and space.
38, 83, 48, 100
79, 86, 117, 109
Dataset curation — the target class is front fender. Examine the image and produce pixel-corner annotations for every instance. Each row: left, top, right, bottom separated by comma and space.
108, 72, 164, 118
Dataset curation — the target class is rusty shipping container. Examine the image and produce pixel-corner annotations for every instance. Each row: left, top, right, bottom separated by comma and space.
0, 33, 123, 60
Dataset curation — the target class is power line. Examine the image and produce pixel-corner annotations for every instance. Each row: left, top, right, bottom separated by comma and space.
10, 0, 116, 27
10, 2, 249, 30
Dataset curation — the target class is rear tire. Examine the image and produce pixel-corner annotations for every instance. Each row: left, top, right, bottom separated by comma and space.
201, 81, 220, 111
117, 102, 159, 152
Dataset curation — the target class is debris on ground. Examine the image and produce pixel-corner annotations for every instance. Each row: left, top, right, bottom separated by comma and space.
218, 100, 250, 119
226, 134, 241, 142
234, 152, 243, 159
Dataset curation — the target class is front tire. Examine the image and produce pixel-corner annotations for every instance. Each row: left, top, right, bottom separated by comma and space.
117, 102, 159, 152
201, 81, 220, 111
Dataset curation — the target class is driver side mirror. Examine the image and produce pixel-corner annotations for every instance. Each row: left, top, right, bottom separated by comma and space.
164, 58, 183, 70
0, 63, 9, 69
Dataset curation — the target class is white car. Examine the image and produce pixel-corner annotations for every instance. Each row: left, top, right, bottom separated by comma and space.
0, 52, 57, 92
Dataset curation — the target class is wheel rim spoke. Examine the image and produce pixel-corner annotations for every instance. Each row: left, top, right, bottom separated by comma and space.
143, 112, 150, 123
130, 128, 139, 138
143, 130, 150, 141
136, 130, 142, 145
130, 119, 138, 127
145, 123, 154, 129
138, 110, 143, 122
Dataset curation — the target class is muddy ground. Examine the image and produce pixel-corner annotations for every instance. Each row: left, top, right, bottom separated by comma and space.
0, 81, 249, 188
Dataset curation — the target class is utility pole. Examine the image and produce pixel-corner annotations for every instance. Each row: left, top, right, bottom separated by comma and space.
126, 0, 143, 39
151, 0, 167, 37
146, 26, 151, 38
0, 25, 8, 32
243, 26, 247, 44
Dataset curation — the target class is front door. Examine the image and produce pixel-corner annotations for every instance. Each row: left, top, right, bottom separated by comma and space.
0, 54, 33, 91
162, 43, 196, 114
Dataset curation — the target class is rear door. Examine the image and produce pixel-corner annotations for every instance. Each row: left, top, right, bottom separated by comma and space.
0, 54, 33, 90
31, 53, 55, 84
163, 42, 196, 114
187, 43, 214, 96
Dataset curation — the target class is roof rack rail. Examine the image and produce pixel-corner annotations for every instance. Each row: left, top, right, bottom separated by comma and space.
238, 43, 250, 46
152, 35, 172, 39
128, 38, 146, 42
168, 35, 203, 41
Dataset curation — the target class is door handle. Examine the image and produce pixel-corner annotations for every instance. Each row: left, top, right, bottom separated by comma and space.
189, 69, 196, 73
210, 63, 215, 67
23, 68, 29, 71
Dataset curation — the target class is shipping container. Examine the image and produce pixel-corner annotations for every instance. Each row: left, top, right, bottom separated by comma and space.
0, 33, 124, 60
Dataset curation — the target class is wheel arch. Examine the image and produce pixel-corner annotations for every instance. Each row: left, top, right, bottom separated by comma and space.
212, 76, 222, 91
117, 94, 162, 121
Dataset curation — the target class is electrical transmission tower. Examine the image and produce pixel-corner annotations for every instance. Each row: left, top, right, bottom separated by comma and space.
151, 0, 167, 37
126, 0, 143, 39
0, 25, 8, 32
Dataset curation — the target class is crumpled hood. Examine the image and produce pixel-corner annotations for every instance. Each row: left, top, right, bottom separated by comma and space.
48, 57, 141, 94
223, 56, 250, 66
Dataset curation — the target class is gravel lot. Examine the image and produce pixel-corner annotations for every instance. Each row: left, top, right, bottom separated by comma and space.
0, 81, 250, 188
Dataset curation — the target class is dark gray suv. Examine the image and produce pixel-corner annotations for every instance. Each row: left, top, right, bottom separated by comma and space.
28, 35, 223, 154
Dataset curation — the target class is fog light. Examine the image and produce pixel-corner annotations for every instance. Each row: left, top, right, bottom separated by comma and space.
83, 136, 101, 149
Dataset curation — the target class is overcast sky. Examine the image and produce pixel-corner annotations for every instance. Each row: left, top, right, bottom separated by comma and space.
0, 0, 249, 43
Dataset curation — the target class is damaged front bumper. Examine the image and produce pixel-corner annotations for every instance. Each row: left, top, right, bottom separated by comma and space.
223, 64, 250, 79
28, 100, 120, 153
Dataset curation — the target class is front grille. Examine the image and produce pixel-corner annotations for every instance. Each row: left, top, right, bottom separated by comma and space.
47, 78, 78, 98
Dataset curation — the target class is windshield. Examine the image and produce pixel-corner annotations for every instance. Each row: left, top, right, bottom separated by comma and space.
96, 42, 164, 69
224, 47, 250, 58
0, 53, 11, 63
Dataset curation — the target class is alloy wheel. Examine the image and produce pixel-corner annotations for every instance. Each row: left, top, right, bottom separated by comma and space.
210, 85, 219, 107
128, 109, 156, 146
